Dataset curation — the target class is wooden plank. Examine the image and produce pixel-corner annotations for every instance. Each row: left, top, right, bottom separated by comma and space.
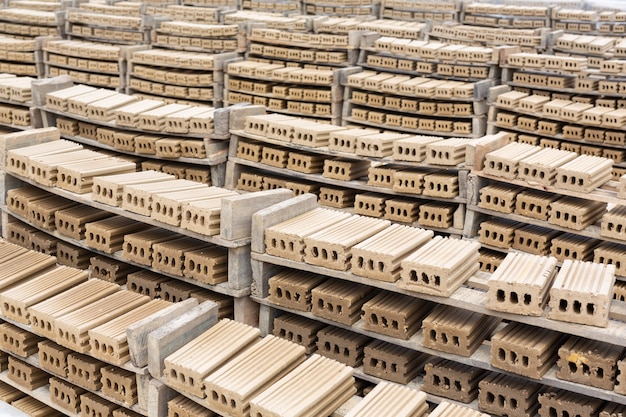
126, 298, 199, 368
234, 295, 259, 327
220, 188, 293, 241
147, 301, 219, 378
250, 193, 318, 254
147, 378, 178, 417
228, 245, 252, 291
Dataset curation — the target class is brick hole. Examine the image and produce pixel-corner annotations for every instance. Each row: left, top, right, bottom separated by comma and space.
559, 299, 568, 312
511, 351, 518, 364
429, 329, 437, 342
296, 335, 303, 343
441, 333, 448, 344
511, 292, 519, 304
433, 374, 441, 386
523, 356, 529, 367
587, 303, 596, 315
454, 380, 462, 391
524, 294, 532, 305
453, 336, 460, 346
371, 314, 378, 325
573, 300, 582, 314
392, 320, 399, 330
327, 302, 334, 313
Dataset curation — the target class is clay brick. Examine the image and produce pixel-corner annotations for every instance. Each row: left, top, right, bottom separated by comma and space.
557, 336, 623, 390
28, 194, 77, 231
423, 359, 485, 404
354, 193, 386, 217
0, 322, 42, 357
555, 154, 613, 192
123, 227, 180, 266
5, 220, 36, 248
351, 224, 432, 282
7, 356, 48, 390
512, 224, 561, 256
551, 233, 598, 262
273, 313, 325, 354
548, 260, 615, 327
89, 256, 137, 285
57, 242, 94, 269
237, 140, 263, 162
318, 187, 356, 209
362, 292, 431, 340
160, 280, 197, 303
392, 136, 441, 162
478, 373, 541, 417
247, 354, 354, 417
268, 269, 327, 312
183, 246, 228, 285
423, 172, 459, 198
85, 216, 148, 254
367, 165, 397, 189
168, 395, 214, 417
479, 183, 523, 214
38, 340, 72, 378
491, 322, 563, 379
29, 231, 58, 256
425, 138, 470, 166
478, 218, 521, 249
203, 335, 306, 417
538, 391, 604, 417
384, 198, 419, 223
422, 305, 500, 357
514, 189, 557, 221
594, 242, 626, 277
363, 339, 426, 384
13, 396, 64, 417
483, 142, 541, 180
392, 169, 431, 195
316, 325, 371, 367
601, 205, 626, 241
518, 148, 578, 186
152, 237, 208, 277
323, 158, 370, 181
50, 376, 85, 413
600, 403, 626, 417
101, 366, 138, 405
80, 392, 118, 417
126, 270, 168, 299
0, 379, 24, 403
311, 280, 373, 325
6, 186, 50, 219
478, 248, 506, 273
265, 208, 351, 262
400, 236, 480, 296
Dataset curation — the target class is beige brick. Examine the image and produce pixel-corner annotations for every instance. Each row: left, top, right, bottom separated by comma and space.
478, 373, 541, 417
557, 336, 623, 390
